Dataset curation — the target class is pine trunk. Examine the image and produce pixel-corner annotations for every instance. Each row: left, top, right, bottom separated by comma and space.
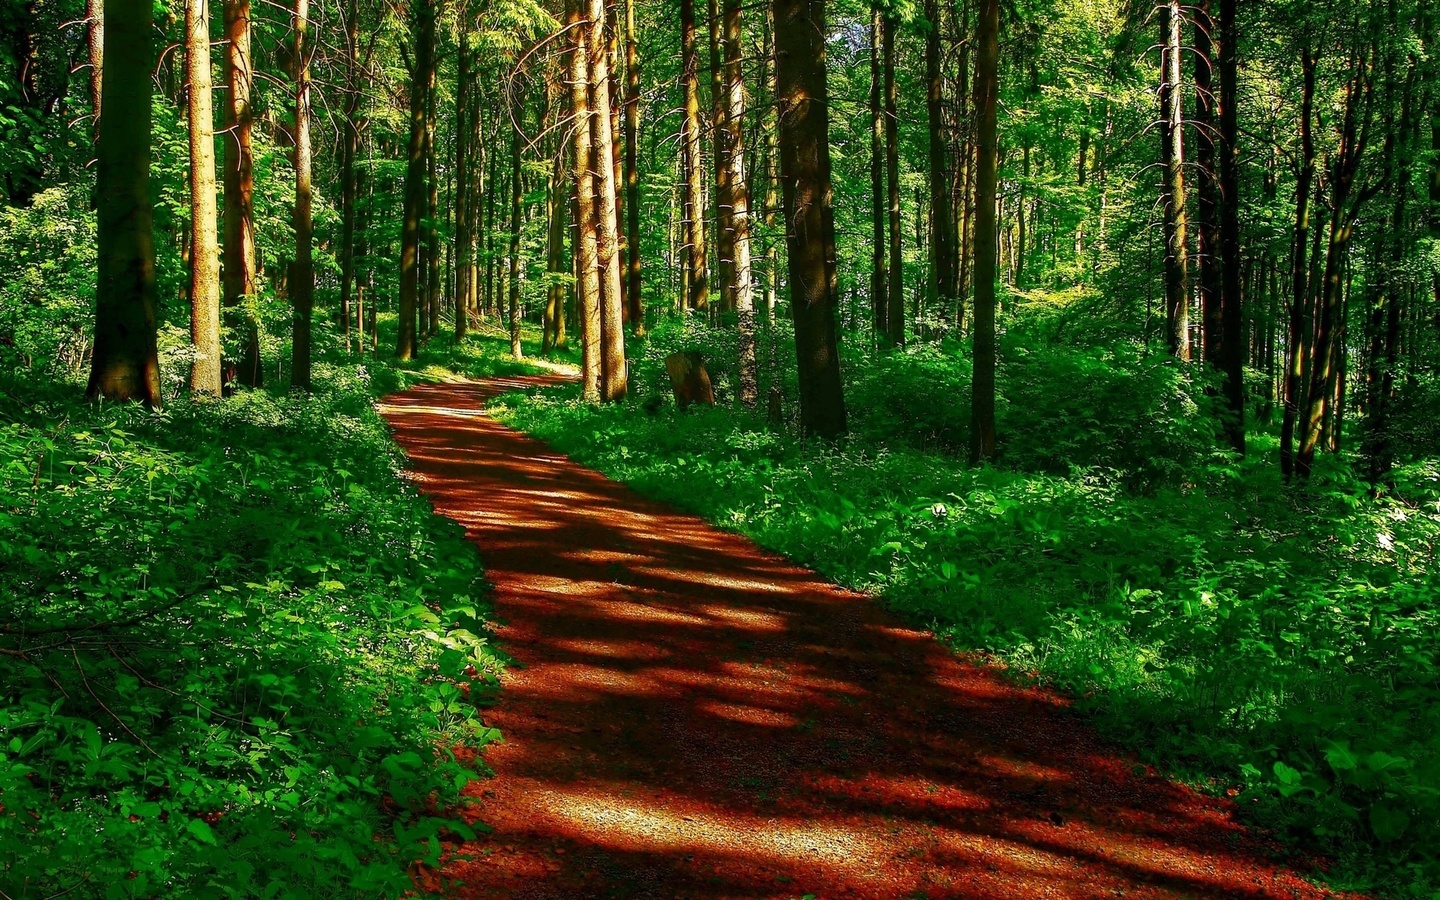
186, 0, 222, 395
289, 0, 314, 389
970, 0, 999, 461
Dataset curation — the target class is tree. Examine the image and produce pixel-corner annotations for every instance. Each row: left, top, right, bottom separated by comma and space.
970, 0, 999, 462
680, 0, 708, 311
290, 0, 315, 390
724, 0, 756, 405
774, 0, 845, 438
1160, 0, 1190, 360
622, 0, 642, 332
588, 0, 627, 401
186, 0, 221, 395
396, 0, 434, 361
88, 0, 161, 405
222, 0, 260, 386
870, 5, 888, 343
567, 0, 602, 401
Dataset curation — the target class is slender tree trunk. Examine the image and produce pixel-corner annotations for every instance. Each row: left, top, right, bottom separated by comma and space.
681, 0, 709, 311
86, 0, 102, 134
870, 5, 887, 343
970, 0, 999, 462
568, 0, 603, 400
396, 1, 432, 361
623, 0, 643, 332
925, 0, 955, 328
1161, 0, 1190, 359
1280, 47, 1317, 478
545, 143, 568, 353
455, 23, 470, 341
589, 0, 627, 400
709, 0, 734, 311
1195, 0, 1221, 366
186, 0, 221, 395
426, 65, 441, 342
774, 0, 845, 438
762, 2, 779, 322
338, 0, 361, 350
508, 101, 524, 359
289, 0, 313, 389
884, 11, 903, 346
89, 0, 161, 405
1216, 0, 1245, 452
724, 0, 756, 405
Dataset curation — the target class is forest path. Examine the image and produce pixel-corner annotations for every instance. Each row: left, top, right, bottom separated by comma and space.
380, 377, 1349, 900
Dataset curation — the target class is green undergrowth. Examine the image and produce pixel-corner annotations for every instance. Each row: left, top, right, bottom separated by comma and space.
490, 327, 1440, 898
0, 332, 549, 898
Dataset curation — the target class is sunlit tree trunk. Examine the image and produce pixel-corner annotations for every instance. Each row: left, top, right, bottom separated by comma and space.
709, 0, 734, 311
725, 0, 756, 406
186, 0, 221, 395
681, 0, 709, 311
884, 10, 903, 346
869, 5, 887, 342
88, 0, 161, 405
589, 0, 627, 400
970, 0, 998, 462
289, 0, 314, 390
86, 0, 102, 133
454, 22, 470, 341
1161, 0, 1190, 359
568, 0, 602, 401
508, 97, 524, 359
338, 0, 362, 350
426, 65, 441, 343
223, 0, 260, 385
1279, 47, 1316, 479
761, 3, 779, 322
774, 0, 845, 437
545, 142, 568, 353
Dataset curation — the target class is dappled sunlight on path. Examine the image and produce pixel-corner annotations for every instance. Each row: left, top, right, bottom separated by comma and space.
380, 377, 1353, 900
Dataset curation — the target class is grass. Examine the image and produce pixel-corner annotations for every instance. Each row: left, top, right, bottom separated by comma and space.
0, 322, 567, 899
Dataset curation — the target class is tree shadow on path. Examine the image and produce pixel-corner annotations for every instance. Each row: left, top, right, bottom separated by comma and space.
380, 377, 1358, 900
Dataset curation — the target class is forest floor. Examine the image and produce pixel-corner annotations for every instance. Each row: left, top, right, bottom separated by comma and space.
380, 375, 1360, 900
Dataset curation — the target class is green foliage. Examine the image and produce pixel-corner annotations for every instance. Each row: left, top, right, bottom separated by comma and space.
0, 362, 502, 898
0, 185, 96, 378
492, 359, 1440, 898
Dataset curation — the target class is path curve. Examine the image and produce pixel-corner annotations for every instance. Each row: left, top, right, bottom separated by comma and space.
381, 377, 1351, 900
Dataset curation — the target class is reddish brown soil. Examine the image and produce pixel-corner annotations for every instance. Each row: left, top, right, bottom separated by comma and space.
381, 377, 1356, 900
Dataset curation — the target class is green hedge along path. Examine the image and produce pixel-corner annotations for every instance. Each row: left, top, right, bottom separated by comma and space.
380, 376, 1357, 900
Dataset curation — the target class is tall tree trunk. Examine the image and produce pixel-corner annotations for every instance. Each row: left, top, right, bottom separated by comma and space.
774, 0, 845, 438
1161, 0, 1190, 359
725, 0, 756, 406
290, 0, 314, 389
884, 10, 903, 346
545, 142, 568, 353
1280, 47, 1317, 479
454, 22, 470, 341
223, 0, 259, 384
396, 1, 433, 361
88, 0, 161, 405
762, 2, 779, 322
1195, 0, 1221, 366
186, 0, 221, 395
568, 0, 603, 400
426, 64, 441, 342
709, 0, 734, 311
623, 0, 643, 332
86, 0, 102, 133
870, 4, 887, 343
508, 101, 524, 359
1216, 0, 1245, 452
338, 0, 361, 350
681, 0, 709, 311
589, 0, 627, 400
925, 0, 955, 327
970, 0, 999, 462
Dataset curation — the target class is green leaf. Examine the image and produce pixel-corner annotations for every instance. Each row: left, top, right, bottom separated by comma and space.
187, 818, 218, 845
1369, 801, 1410, 842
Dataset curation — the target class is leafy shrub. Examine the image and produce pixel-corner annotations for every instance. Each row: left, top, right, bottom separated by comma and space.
0, 364, 502, 899
0, 185, 95, 379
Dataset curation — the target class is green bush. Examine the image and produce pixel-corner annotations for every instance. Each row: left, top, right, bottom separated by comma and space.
0, 364, 502, 899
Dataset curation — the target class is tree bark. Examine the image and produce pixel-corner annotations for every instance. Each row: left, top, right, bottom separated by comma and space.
884, 10, 903, 346
568, 0, 603, 401
1195, 0, 1221, 366
289, 0, 314, 389
925, 0, 956, 326
1216, 0, 1245, 452
774, 0, 845, 438
455, 21, 470, 341
970, 0, 999, 462
1280, 46, 1316, 479
396, 0, 433, 361
710, 0, 734, 311
588, 0, 627, 400
724, 0, 756, 406
508, 100, 524, 359
681, 0, 709, 311
223, 0, 260, 384
1161, 0, 1190, 359
623, 0, 643, 331
186, 0, 221, 395
86, 0, 102, 133
426, 63, 441, 343
870, 5, 887, 342
88, 0, 161, 406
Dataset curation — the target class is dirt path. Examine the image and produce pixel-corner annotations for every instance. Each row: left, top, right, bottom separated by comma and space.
381, 377, 1350, 900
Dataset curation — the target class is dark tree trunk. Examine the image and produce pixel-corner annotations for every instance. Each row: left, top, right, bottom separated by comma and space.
88, 0, 161, 406
623, 0, 643, 332
970, 0, 999, 461
884, 10, 903, 346
289, 0, 314, 390
1216, 0, 1245, 452
774, 0, 845, 438
1161, 0, 1190, 359
396, 1, 433, 361
1280, 47, 1317, 479
1195, 0, 1221, 365
870, 5, 887, 343
925, 0, 956, 323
